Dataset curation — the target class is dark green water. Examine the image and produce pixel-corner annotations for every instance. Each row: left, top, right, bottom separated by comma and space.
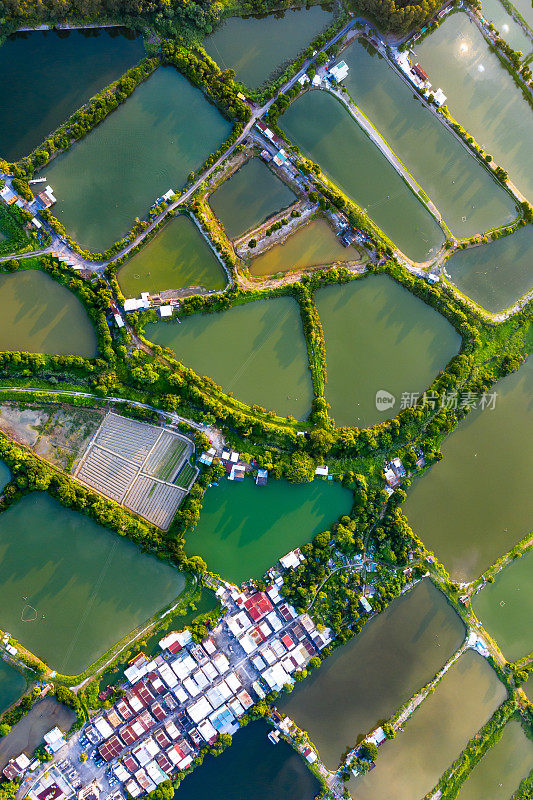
405, 358, 533, 581
278, 579, 465, 768
209, 158, 296, 239
0, 461, 10, 492
445, 225, 533, 312
118, 215, 226, 297
0, 662, 25, 716
187, 477, 352, 583
45, 67, 231, 253
203, 7, 332, 88
0, 28, 144, 162
281, 90, 444, 262
340, 42, 516, 238
175, 720, 320, 800
0, 269, 97, 357
315, 275, 461, 427
0, 493, 186, 675
145, 296, 313, 419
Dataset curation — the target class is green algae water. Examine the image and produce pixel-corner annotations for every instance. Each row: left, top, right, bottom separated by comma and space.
0, 270, 97, 357
145, 296, 313, 419
340, 42, 516, 238
45, 68, 231, 253
278, 580, 465, 768
186, 477, 352, 584
415, 13, 533, 202
481, 0, 533, 52
118, 215, 226, 297
0, 493, 185, 675
315, 275, 461, 427
349, 650, 507, 800
281, 90, 444, 262
177, 720, 320, 800
0, 28, 144, 162
473, 549, 533, 660
405, 358, 533, 581
204, 7, 332, 88
249, 219, 356, 277
455, 719, 533, 800
445, 225, 533, 312
209, 158, 296, 239
0, 662, 25, 716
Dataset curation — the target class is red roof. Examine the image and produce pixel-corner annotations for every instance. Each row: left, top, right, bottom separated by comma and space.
244, 592, 273, 622
154, 729, 171, 748
151, 702, 166, 722
167, 640, 182, 655
98, 735, 123, 762
281, 633, 295, 649
156, 753, 173, 775
37, 784, 63, 800
123, 755, 139, 773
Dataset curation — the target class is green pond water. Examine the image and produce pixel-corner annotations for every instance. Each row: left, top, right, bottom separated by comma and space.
278, 579, 465, 768
0, 661, 25, 716
340, 42, 516, 238
176, 720, 320, 800
0, 461, 10, 492
45, 67, 231, 253
209, 158, 296, 239
0, 28, 144, 162
203, 6, 332, 88
414, 13, 533, 202
455, 719, 533, 800
445, 225, 533, 312
145, 296, 313, 419
118, 215, 226, 297
0, 493, 185, 675
514, 0, 533, 27
349, 650, 507, 800
186, 477, 352, 584
481, 0, 533, 52
281, 90, 444, 262
405, 357, 533, 581
0, 269, 97, 357
315, 275, 461, 427
249, 219, 355, 277
473, 549, 533, 660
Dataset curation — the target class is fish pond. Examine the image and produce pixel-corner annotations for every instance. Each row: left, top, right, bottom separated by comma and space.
278, 579, 465, 768
473, 548, 533, 660
0, 493, 185, 675
117, 215, 226, 297
315, 275, 461, 427
145, 296, 313, 419
340, 41, 516, 238
481, 0, 533, 52
405, 357, 533, 581
209, 158, 296, 239
349, 650, 507, 800
45, 67, 231, 253
444, 225, 533, 313
0, 28, 144, 162
0, 662, 25, 717
203, 6, 333, 88
415, 13, 533, 202
186, 477, 352, 584
0, 269, 97, 357
281, 90, 444, 262
248, 218, 357, 277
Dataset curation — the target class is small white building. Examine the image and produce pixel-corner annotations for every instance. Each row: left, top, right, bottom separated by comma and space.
329, 60, 349, 83
312, 74, 321, 87
298, 73, 310, 86
433, 88, 447, 107
159, 305, 172, 318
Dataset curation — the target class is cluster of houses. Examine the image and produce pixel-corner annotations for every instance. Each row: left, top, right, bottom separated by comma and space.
391, 49, 447, 107
255, 121, 295, 175
199, 448, 269, 485
0, 180, 55, 230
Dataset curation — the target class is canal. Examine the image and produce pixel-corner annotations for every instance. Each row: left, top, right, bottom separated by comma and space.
414, 13, 533, 203
0, 697, 76, 770
340, 42, 516, 239
145, 296, 313, 419
45, 67, 231, 253
0, 269, 97, 357
455, 719, 533, 800
186, 477, 352, 584
473, 548, 533, 661
209, 158, 296, 239
315, 275, 461, 428
404, 357, 533, 582
117, 215, 226, 297
0, 662, 25, 717
0, 28, 144, 162
249, 218, 357, 278
203, 6, 333, 88
281, 90, 445, 262
349, 650, 507, 800
444, 225, 533, 313
481, 0, 533, 52
278, 579, 465, 768
0, 493, 186, 675
175, 720, 320, 800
